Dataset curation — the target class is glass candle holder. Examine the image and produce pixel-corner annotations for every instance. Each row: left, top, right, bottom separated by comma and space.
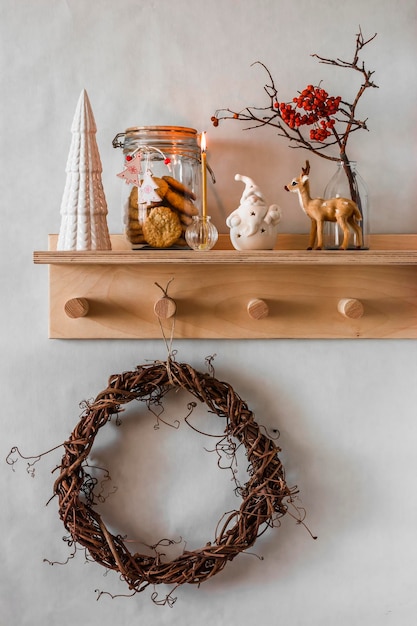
185, 216, 218, 251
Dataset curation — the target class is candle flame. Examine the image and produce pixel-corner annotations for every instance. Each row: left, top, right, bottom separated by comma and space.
201, 131, 207, 153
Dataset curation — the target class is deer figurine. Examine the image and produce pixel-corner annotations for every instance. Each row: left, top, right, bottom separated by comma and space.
284, 160, 363, 250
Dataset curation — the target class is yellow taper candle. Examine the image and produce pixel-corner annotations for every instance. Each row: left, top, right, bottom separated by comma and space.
201, 131, 207, 218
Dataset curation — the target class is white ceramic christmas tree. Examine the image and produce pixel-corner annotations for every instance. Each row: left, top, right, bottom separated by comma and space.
57, 89, 111, 250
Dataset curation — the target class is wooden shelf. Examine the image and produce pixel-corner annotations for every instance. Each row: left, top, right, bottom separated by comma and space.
34, 234, 417, 339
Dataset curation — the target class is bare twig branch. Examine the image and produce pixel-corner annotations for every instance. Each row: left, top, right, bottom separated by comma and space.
212, 28, 378, 165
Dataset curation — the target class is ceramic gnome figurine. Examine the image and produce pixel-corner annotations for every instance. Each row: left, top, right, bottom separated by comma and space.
57, 89, 111, 250
226, 174, 281, 250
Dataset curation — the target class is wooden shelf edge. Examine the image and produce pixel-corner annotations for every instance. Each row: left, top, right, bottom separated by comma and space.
34, 234, 417, 266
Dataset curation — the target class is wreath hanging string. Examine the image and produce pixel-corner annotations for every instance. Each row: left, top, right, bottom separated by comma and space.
49, 356, 297, 599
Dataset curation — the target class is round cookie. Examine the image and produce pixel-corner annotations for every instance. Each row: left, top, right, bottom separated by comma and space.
128, 178, 169, 209
173, 236, 188, 247
127, 219, 142, 232
164, 188, 199, 216
177, 211, 194, 226
152, 177, 169, 200
142, 206, 182, 248
126, 230, 146, 245
163, 175, 197, 200
129, 185, 138, 208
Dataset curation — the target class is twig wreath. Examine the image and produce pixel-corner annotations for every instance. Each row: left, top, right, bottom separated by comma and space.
8, 355, 307, 606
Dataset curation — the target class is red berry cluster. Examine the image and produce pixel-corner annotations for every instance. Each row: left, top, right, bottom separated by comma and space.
309, 118, 336, 141
278, 85, 341, 141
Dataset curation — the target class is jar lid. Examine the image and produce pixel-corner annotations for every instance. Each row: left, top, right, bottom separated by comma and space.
113, 125, 198, 149
125, 125, 197, 137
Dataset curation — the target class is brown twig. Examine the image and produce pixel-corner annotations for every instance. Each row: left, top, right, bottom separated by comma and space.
212, 28, 378, 168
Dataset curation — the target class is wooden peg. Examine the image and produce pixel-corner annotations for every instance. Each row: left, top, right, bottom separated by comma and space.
247, 298, 269, 320
338, 298, 364, 320
64, 297, 89, 319
154, 296, 177, 319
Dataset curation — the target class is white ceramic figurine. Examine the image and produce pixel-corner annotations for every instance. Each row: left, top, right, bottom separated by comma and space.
226, 174, 281, 250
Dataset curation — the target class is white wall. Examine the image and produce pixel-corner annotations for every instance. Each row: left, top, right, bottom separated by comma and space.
1, 1, 416, 624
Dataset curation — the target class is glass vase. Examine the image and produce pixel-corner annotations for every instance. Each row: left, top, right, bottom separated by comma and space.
323, 161, 369, 250
185, 215, 218, 251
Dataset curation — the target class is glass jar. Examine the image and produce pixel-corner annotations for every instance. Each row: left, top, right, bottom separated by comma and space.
113, 126, 202, 248
323, 161, 369, 250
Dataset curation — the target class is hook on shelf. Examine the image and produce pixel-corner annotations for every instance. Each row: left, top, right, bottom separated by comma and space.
64, 297, 90, 319
247, 298, 269, 320
338, 298, 364, 320
154, 278, 177, 319
154, 297, 177, 319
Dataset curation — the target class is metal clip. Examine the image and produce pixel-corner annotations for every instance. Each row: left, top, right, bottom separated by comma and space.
112, 132, 126, 149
